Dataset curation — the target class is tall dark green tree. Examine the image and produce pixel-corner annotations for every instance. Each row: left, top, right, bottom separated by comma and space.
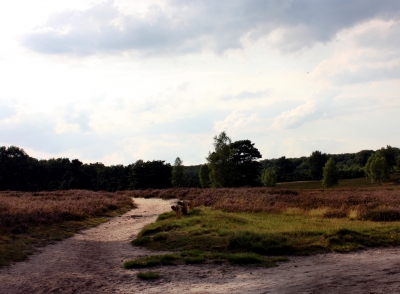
308, 151, 328, 180
207, 132, 238, 188
172, 157, 185, 187
0, 146, 30, 190
230, 140, 262, 186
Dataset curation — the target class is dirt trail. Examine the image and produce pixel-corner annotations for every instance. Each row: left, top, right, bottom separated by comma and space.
1, 198, 400, 294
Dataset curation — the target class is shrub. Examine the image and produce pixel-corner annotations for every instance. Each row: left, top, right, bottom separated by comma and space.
365, 154, 390, 185
322, 158, 339, 188
261, 169, 277, 187
137, 272, 160, 280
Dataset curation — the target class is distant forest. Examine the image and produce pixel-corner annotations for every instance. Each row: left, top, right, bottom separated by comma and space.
0, 145, 399, 192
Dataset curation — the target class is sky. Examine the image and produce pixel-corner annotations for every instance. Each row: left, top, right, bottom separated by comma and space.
1, 0, 400, 166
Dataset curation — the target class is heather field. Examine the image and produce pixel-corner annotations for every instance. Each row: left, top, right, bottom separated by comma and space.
129, 177, 400, 221
0, 190, 134, 267
127, 177, 400, 266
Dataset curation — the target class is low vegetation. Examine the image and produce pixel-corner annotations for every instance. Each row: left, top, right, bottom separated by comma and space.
136, 271, 160, 280
0, 190, 134, 267
126, 178, 400, 267
124, 250, 287, 269
131, 206, 400, 255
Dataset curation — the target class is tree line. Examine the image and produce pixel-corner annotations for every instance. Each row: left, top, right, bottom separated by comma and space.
1, 135, 399, 191
197, 133, 400, 188
0, 146, 174, 191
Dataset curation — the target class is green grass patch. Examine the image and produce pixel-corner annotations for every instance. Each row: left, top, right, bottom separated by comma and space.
124, 253, 181, 268
131, 207, 400, 258
124, 250, 286, 269
137, 271, 160, 280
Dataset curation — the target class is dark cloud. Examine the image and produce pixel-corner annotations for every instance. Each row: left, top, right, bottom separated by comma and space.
23, 0, 400, 56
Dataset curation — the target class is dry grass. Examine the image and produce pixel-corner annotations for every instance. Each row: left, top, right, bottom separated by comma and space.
128, 175, 400, 259
130, 184, 400, 222
0, 190, 133, 233
0, 190, 134, 267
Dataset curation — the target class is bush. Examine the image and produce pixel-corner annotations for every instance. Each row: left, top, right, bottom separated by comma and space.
365, 154, 390, 185
261, 169, 277, 187
137, 272, 160, 280
322, 158, 339, 188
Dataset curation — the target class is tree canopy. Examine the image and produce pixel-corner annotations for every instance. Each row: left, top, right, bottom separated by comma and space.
261, 169, 277, 187
131, 160, 172, 189
231, 140, 262, 186
365, 154, 390, 185
207, 132, 238, 188
172, 157, 185, 187
322, 158, 339, 188
308, 151, 328, 180
0, 144, 398, 192
206, 132, 262, 187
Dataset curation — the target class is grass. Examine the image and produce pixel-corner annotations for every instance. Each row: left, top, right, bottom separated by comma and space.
130, 207, 400, 256
123, 175, 400, 268
124, 250, 288, 269
0, 190, 134, 267
137, 271, 160, 280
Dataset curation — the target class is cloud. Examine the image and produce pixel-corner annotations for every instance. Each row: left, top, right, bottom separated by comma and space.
214, 111, 265, 136
23, 0, 400, 56
271, 91, 336, 130
221, 89, 272, 100
0, 103, 16, 120
313, 20, 400, 84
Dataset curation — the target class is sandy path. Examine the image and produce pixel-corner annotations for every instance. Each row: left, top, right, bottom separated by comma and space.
1, 198, 400, 294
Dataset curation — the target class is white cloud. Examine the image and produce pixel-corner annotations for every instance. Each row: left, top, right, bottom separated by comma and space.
271, 101, 318, 130
54, 120, 81, 134
214, 111, 265, 136
270, 90, 337, 130
313, 19, 400, 85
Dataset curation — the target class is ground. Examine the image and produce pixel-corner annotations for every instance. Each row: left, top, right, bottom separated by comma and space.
1, 198, 400, 293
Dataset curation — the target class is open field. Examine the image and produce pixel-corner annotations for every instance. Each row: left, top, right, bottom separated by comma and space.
2, 197, 400, 293
127, 176, 400, 267
0, 190, 134, 267
277, 173, 400, 189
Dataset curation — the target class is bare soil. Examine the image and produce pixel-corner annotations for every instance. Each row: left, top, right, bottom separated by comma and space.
1, 198, 400, 294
